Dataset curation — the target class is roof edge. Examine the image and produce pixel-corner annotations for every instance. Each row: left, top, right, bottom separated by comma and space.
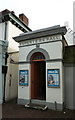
13, 26, 67, 42
0, 9, 32, 32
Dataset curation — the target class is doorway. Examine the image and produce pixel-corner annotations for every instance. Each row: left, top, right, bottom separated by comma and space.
31, 52, 46, 100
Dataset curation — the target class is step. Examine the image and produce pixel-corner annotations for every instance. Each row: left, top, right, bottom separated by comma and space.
25, 103, 48, 110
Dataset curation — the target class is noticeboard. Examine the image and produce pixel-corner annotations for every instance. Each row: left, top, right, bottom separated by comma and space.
19, 70, 28, 86
47, 69, 60, 88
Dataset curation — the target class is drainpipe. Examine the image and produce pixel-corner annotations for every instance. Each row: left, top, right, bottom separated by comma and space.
4, 22, 7, 40
3, 22, 8, 103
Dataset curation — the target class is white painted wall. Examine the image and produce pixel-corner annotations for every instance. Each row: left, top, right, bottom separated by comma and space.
7, 21, 23, 52
19, 41, 62, 62
5, 52, 19, 101
4, 21, 23, 101
18, 64, 30, 100
0, 20, 24, 102
0, 21, 23, 52
46, 62, 63, 104
19, 45, 36, 62
0, 23, 5, 40
40, 41, 62, 59
18, 36, 64, 106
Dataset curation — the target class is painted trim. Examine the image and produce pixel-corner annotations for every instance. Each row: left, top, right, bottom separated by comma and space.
19, 39, 63, 48
26, 48, 50, 61
10, 58, 63, 64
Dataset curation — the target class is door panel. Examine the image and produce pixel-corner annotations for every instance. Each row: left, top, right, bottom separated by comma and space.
31, 62, 38, 99
31, 61, 46, 100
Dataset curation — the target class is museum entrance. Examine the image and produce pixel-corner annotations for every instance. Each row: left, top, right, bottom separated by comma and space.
31, 52, 46, 100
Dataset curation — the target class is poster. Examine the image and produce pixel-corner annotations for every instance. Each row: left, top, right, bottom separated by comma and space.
47, 69, 60, 87
19, 70, 28, 86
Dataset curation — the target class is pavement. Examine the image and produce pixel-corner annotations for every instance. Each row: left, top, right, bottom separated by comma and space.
1, 99, 74, 120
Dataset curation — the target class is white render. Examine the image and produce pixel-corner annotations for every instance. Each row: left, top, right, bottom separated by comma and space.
5, 52, 19, 101
0, 23, 5, 40
5, 21, 23, 101
18, 34, 65, 109
0, 19, 24, 102
7, 21, 23, 52
18, 64, 30, 100
46, 62, 63, 104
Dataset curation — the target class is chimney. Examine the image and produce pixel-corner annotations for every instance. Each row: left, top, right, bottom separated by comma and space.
19, 13, 29, 26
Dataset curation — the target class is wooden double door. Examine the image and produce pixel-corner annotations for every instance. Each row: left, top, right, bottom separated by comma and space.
31, 60, 46, 100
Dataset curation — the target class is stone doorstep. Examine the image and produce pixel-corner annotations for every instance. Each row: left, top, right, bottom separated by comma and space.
25, 103, 48, 111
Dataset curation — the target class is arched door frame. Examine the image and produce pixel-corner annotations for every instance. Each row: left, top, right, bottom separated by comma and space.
27, 48, 49, 100
26, 48, 50, 62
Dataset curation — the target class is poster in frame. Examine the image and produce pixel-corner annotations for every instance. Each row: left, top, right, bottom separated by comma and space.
47, 69, 60, 88
19, 70, 28, 86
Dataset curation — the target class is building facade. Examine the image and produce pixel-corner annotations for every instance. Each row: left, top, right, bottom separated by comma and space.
0, 9, 31, 103
0, 40, 8, 104
14, 25, 68, 110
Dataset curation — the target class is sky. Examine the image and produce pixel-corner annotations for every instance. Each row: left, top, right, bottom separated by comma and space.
0, 0, 74, 30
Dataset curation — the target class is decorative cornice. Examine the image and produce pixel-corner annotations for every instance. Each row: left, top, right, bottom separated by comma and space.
19, 34, 62, 46
13, 26, 67, 42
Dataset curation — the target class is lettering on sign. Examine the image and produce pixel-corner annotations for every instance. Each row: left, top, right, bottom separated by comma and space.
20, 35, 62, 46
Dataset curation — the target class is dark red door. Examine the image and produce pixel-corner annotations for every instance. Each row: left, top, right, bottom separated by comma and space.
31, 62, 38, 99
31, 60, 46, 100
